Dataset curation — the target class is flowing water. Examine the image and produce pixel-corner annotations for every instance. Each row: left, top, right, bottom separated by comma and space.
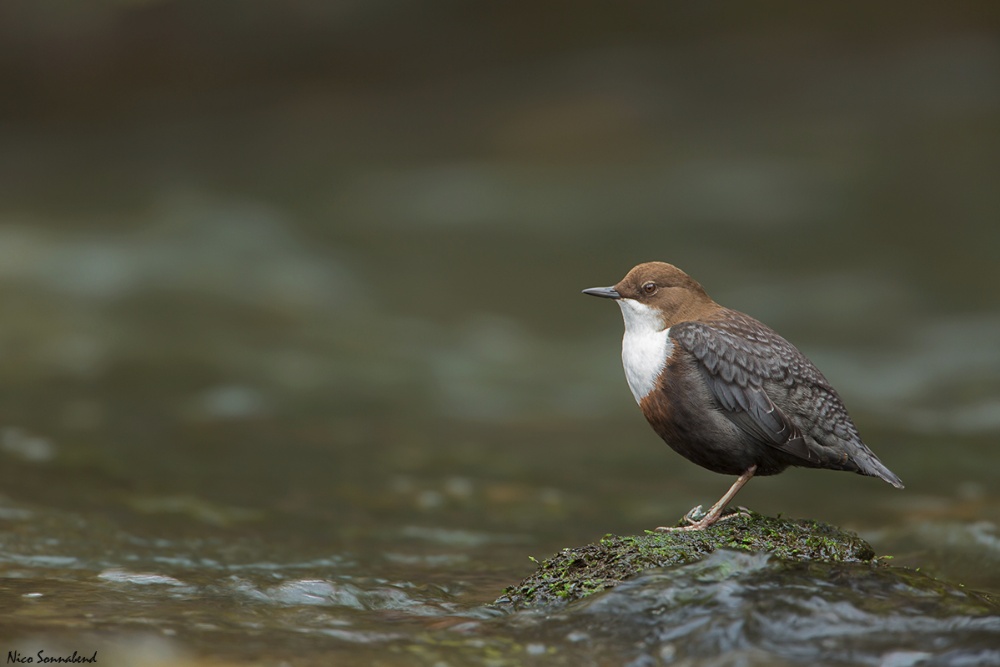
1, 3, 999, 665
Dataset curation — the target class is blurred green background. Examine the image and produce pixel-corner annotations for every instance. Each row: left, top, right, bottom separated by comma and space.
1, 2, 999, 664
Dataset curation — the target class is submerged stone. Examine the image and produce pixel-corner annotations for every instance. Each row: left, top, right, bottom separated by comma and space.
495, 511, 878, 609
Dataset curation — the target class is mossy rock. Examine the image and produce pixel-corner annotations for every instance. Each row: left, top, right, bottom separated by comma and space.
495, 511, 878, 609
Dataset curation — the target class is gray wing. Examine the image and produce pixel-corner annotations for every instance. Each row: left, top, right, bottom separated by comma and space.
669, 317, 821, 465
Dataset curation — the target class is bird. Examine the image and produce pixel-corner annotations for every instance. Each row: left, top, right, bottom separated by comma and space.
582, 261, 903, 531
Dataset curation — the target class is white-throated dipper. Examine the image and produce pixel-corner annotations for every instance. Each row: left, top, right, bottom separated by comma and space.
583, 262, 903, 531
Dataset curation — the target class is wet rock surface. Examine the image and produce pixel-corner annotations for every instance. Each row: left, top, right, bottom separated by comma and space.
455, 514, 1000, 666
496, 512, 879, 609
480, 550, 1000, 667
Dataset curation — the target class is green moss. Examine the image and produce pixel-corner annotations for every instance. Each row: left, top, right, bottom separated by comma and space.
494, 511, 879, 609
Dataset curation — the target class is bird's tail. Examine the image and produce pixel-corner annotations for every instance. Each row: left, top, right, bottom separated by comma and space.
854, 449, 904, 489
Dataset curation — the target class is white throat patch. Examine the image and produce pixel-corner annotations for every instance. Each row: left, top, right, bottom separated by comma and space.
616, 299, 673, 403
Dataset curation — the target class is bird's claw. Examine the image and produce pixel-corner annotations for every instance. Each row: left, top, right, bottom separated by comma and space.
653, 504, 753, 532
683, 505, 706, 524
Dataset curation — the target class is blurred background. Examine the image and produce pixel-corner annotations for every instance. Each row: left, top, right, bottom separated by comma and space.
1, 1, 999, 664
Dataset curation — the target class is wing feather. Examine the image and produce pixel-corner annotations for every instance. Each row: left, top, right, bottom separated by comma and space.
670, 318, 819, 464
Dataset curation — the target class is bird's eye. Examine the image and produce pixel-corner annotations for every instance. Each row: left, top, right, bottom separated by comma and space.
642, 281, 656, 294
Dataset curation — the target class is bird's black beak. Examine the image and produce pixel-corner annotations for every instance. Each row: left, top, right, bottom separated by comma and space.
581, 286, 621, 299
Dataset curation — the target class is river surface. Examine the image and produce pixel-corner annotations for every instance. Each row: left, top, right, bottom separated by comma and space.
1, 3, 999, 665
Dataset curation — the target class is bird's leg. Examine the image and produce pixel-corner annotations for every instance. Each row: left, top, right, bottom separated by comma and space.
656, 465, 757, 532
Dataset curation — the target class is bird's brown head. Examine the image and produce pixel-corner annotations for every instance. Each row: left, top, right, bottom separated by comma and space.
583, 262, 718, 327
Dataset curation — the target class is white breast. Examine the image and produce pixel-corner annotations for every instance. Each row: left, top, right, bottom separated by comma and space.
616, 299, 673, 403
